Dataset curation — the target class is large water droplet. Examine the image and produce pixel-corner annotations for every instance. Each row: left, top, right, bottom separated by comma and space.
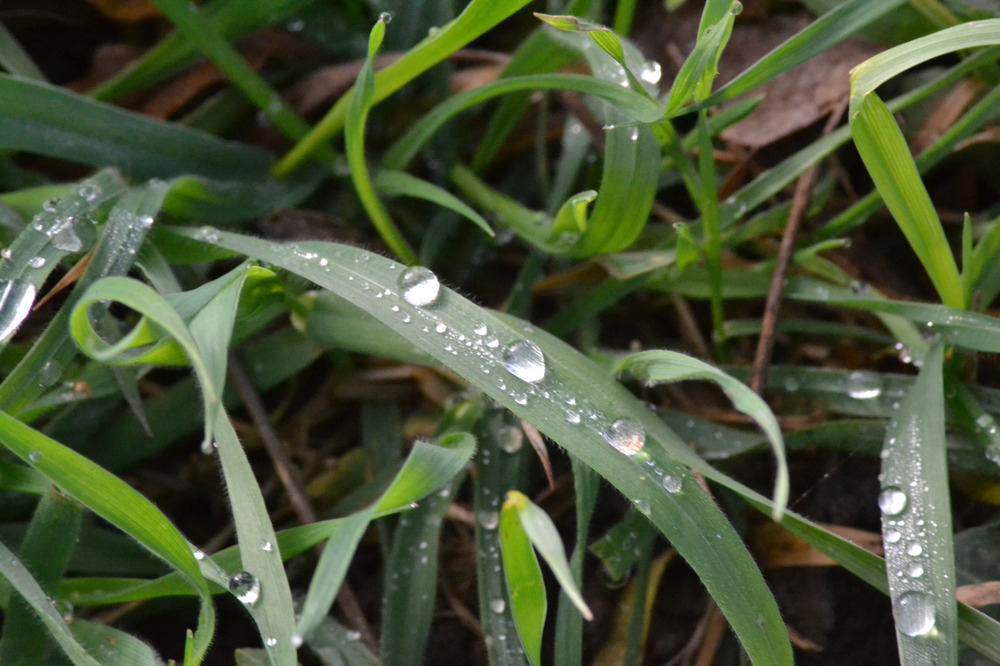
662, 475, 683, 494
399, 266, 440, 307
228, 571, 261, 605
846, 371, 883, 399
906, 542, 923, 557
878, 487, 908, 516
501, 340, 546, 383
50, 218, 83, 252
379, 11, 393, 23
604, 418, 645, 456
0, 279, 36, 341
896, 590, 935, 636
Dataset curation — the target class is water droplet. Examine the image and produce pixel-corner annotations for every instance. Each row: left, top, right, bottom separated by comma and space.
262, 540, 273, 553
908, 563, 924, 578
0, 279, 36, 341
291, 634, 303, 648
379, 11, 393, 23
474, 323, 488, 336
27, 256, 45, 269
138, 215, 154, 228
604, 418, 645, 456
477, 510, 499, 530
501, 340, 546, 383
435, 321, 447, 334
662, 475, 683, 493
42, 198, 60, 213
634, 499, 651, 515
896, 590, 935, 636
399, 266, 440, 307
906, 542, 923, 557
287, 19, 305, 32
1, 248, 10, 259
846, 371, 883, 399
228, 571, 261, 605
345, 629, 361, 641
566, 410, 581, 424
490, 598, 506, 614
79, 184, 99, 202
497, 425, 523, 454
201, 439, 217, 455
878, 487, 908, 516
639, 60, 662, 85
192, 547, 206, 561
28, 450, 41, 463
485, 335, 499, 348
265, 637, 277, 647
885, 529, 901, 544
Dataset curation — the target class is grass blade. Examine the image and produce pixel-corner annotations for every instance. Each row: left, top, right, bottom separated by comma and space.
500, 493, 546, 666
879, 341, 956, 661
171, 226, 794, 665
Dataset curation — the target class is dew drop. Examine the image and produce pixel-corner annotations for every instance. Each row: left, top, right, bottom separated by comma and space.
1, 248, 10, 259
485, 335, 500, 348
398, 266, 440, 307
435, 321, 447, 334
884, 529, 901, 544
192, 547, 206, 561
846, 370, 883, 399
501, 340, 546, 383
634, 499, 651, 515
896, 590, 935, 636
639, 60, 662, 85
201, 439, 218, 455
345, 630, 361, 641
79, 184, 98, 202
262, 540, 273, 553
42, 198, 60, 213
228, 571, 260, 605
497, 425, 523, 454
291, 634, 303, 648
477, 510, 499, 530
265, 637, 277, 647
379, 11, 393, 23
28, 450, 41, 463
908, 563, 924, 579
662, 475, 683, 494
565, 410, 581, 424
906, 542, 923, 557
27, 256, 46, 269
0, 279, 36, 341
878, 487, 908, 516
604, 418, 645, 456
489, 598, 506, 614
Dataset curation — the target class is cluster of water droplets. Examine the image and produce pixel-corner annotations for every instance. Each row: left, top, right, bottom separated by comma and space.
879, 434, 937, 638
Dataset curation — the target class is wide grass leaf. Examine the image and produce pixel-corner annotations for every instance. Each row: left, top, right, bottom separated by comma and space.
168, 225, 793, 665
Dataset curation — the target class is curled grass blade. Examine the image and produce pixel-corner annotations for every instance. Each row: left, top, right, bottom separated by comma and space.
375, 170, 493, 238
616, 350, 789, 519
169, 225, 793, 665
879, 341, 956, 661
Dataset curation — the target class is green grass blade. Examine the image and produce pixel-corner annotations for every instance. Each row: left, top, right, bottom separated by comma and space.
375, 170, 494, 238
0, 540, 102, 666
90, 0, 312, 102
850, 93, 963, 308
879, 341, 956, 661
301, 615, 379, 666
0, 75, 272, 180
346, 16, 415, 263
506, 491, 592, 621
0, 486, 82, 665
703, 0, 908, 107
0, 22, 45, 80
212, 412, 297, 664
170, 226, 794, 665
274, 0, 533, 177
664, 0, 737, 117
71, 621, 163, 666
617, 350, 789, 519
0, 412, 214, 662
150, 0, 313, 143
500, 493, 546, 666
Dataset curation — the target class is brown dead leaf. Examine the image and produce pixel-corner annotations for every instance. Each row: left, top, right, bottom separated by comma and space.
914, 77, 983, 152
749, 521, 883, 569
956, 581, 1000, 608
88, 0, 160, 23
